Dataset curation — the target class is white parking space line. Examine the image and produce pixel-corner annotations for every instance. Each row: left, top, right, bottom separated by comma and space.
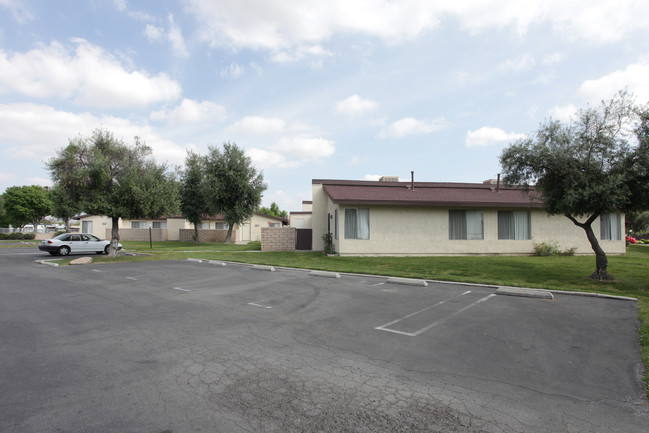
248, 302, 272, 309
375, 292, 496, 337
171, 287, 191, 292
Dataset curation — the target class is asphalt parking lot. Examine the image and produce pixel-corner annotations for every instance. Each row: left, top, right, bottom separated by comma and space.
1, 247, 648, 432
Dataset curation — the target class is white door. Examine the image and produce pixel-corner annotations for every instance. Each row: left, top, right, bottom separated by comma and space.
242, 223, 251, 241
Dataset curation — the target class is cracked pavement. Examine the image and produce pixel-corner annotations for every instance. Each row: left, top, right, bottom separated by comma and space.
1, 248, 647, 432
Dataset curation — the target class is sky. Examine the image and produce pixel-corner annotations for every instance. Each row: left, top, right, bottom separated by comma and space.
1, 0, 648, 213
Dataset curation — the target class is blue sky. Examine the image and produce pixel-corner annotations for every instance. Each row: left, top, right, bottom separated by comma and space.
1, 0, 648, 213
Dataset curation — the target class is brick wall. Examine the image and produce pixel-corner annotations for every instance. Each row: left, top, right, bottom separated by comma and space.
261, 227, 296, 251
105, 228, 168, 241
178, 229, 236, 243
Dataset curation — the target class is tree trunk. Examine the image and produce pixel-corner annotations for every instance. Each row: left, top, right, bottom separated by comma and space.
194, 224, 200, 243
64, 217, 70, 232
109, 216, 120, 258
225, 225, 233, 244
566, 214, 614, 280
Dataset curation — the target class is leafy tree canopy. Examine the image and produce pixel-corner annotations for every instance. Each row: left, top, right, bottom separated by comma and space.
500, 90, 649, 279
204, 142, 266, 243
180, 150, 210, 242
258, 202, 287, 219
49, 184, 82, 231
2, 185, 51, 228
47, 129, 179, 255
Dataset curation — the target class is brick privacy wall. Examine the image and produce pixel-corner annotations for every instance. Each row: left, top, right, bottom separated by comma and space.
261, 227, 296, 251
105, 228, 168, 241
179, 229, 236, 243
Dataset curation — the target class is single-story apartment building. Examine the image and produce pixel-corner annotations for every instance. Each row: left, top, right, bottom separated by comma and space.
78, 212, 287, 243
311, 177, 625, 256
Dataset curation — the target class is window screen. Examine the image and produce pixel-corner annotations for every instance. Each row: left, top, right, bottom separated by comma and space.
449, 210, 483, 240
498, 211, 531, 240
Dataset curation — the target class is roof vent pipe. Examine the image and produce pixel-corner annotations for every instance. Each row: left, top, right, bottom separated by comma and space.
496, 173, 500, 192
411, 171, 414, 191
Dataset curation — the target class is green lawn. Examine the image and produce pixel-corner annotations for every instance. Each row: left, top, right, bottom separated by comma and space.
60, 242, 649, 394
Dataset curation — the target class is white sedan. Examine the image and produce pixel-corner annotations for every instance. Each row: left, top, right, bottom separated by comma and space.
39, 233, 122, 256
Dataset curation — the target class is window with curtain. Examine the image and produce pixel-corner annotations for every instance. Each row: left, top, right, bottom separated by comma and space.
498, 211, 531, 240
131, 221, 147, 229
449, 210, 483, 240
344, 208, 369, 239
600, 213, 621, 240
152, 221, 167, 229
197, 222, 210, 230
215, 223, 229, 230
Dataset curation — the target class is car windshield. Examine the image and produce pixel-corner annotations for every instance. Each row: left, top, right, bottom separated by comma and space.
54, 234, 71, 241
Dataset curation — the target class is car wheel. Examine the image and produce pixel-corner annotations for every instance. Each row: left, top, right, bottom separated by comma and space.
95, 251, 104, 255
59, 246, 70, 256
104, 245, 110, 255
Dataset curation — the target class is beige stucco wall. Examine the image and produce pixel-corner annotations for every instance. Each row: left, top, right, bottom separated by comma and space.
79, 215, 113, 239
290, 212, 312, 228
311, 183, 626, 256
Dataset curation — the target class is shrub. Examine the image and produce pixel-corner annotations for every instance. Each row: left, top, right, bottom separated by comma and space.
0, 233, 7, 240
22, 232, 36, 240
533, 240, 575, 256
322, 232, 336, 255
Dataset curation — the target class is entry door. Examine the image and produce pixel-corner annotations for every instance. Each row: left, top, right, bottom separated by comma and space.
242, 223, 251, 241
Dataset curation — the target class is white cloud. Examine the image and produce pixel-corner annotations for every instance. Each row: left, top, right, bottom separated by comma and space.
184, 0, 649, 61
0, 103, 188, 166
273, 136, 335, 160
542, 52, 563, 65
579, 62, 649, 104
499, 54, 535, 72
226, 116, 285, 135
144, 24, 164, 41
167, 14, 189, 57
112, 0, 127, 11
0, 0, 33, 23
247, 135, 335, 169
246, 148, 299, 169
378, 117, 449, 138
465, 126, 526, 147
0, 39, 181, 108
150, 99, 226, 125
221, 62, 245, 78
336, 94, 378, 115
548, 104, 577, 122
0, 171, 17, 183
26, 177, 52, 187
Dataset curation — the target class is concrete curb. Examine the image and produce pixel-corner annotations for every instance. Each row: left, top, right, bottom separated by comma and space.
309, 270, 341, 279
36, 260, 59, 267
549, 290, 637, 301
497, 286, 554, 299
207, 260, 227, 266
387, 277, 429, 287
252, 265, 275, 272
186, 258, 205, 263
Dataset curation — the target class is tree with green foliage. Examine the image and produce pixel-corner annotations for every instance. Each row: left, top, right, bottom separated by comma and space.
180, 151, 209, 243
257, 202, 287, 219
47, 129, 179, 256
500, 91, 649, 280
204, 142, 266, 243
0, 194, 5, 226
49, 184, 82, 231
626, 211, 649, 235
2, 185, 51, 230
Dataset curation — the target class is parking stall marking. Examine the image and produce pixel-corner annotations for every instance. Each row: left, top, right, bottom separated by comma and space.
375, 292, 496, 337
